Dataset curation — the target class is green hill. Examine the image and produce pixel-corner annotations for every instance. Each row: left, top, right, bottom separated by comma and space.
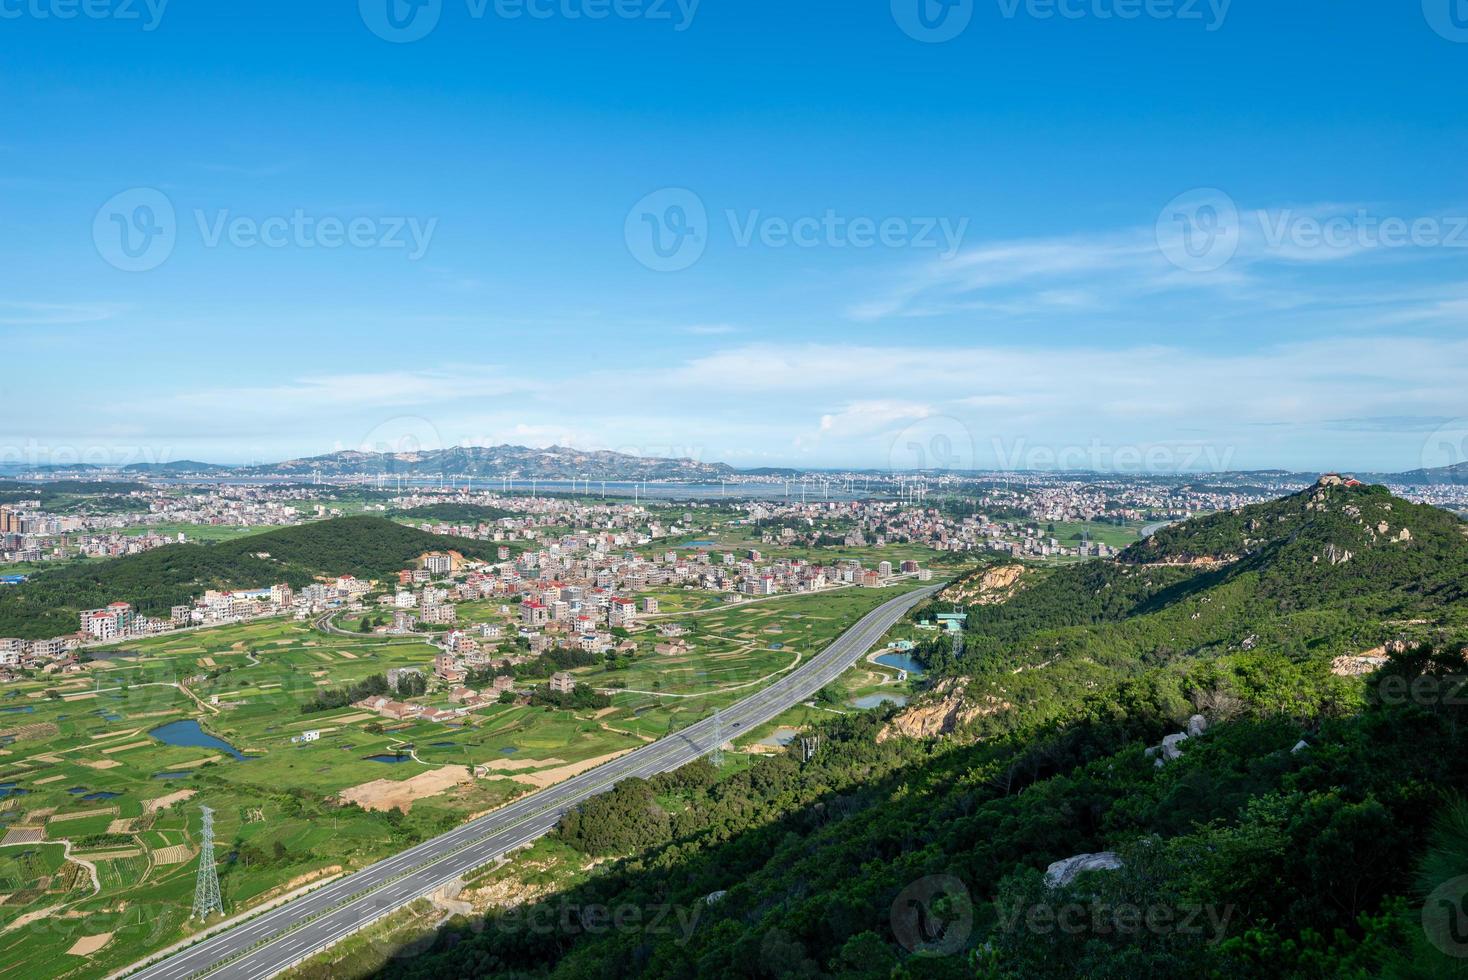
0, 516, 497, 640
389, 502, 518, 524
376, 481, 1468, 980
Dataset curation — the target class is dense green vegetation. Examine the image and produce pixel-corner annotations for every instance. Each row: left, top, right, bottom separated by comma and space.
0, 516, 500, 639
391, 503, 519, 523
0, 479, 151, 514
374, 482, 1468, 979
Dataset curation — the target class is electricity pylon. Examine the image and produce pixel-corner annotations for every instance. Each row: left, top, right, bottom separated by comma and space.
190, 806, 223, 920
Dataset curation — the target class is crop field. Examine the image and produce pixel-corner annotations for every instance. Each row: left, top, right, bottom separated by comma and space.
650, 531, 960, 570
0, 578, 936, 979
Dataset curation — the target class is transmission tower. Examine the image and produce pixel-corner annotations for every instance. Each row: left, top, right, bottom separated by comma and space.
190, 806, 223, 920
711, 709, 725, 768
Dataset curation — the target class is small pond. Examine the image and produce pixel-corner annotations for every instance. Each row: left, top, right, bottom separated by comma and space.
149, 720, 249, 761
874, 652, 925, 676
850, 693, 909, 710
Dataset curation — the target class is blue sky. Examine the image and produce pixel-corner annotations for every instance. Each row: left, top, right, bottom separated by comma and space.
3, 0, 1467, 473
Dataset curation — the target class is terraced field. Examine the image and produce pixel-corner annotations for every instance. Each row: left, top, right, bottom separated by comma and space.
0, 581, 932, 979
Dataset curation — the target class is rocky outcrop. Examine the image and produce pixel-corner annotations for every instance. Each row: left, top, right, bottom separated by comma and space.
877, 680, 1012, 742
1145, 715, 1207, 767
1044, 852, 1123, 888
940, 564, 1029, 607
1332, 650, 1390, 676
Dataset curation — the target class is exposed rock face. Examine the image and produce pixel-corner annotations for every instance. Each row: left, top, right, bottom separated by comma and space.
877, 680, 1012, 742
1146, 716, 1208, 766
941, 564, 1029, 607
1044, 852, 1123, 888
1332, 650, 1390, 676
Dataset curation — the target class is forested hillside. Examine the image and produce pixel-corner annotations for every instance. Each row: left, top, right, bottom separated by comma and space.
0, 516, 497, 639
371, 481, 1468, 979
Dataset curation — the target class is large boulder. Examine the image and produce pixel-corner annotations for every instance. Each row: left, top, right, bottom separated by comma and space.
1044, 852, 1123, 889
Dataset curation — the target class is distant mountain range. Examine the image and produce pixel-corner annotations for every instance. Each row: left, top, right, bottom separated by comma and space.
230, 446, 738, 481
2, 447, 1466, 484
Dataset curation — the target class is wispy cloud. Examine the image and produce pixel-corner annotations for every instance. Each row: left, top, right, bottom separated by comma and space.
0, 301, 119, 326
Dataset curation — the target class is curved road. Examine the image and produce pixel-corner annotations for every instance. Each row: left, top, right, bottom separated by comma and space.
130, 583, 943, 980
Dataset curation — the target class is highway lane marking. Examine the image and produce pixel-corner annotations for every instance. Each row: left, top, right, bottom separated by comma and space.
134, 586, 940, 980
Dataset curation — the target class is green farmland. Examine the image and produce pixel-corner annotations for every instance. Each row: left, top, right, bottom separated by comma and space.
0, 580, 936, 979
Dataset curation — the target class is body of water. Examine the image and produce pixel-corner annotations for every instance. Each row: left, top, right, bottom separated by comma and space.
0, 706, 35, 714
850, 693, 909, 710
148, 477, 888, 502
679, 540, 717, 548
83, 791, 122, 801
0, 783, 27, 798
149, 720, 249, 760
758, 727, 800, 747
365, 754, 411, 764
152, 771, 193, 779
874, 652, 926, 676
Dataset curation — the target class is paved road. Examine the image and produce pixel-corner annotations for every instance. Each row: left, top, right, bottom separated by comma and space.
131, 583, 943, 980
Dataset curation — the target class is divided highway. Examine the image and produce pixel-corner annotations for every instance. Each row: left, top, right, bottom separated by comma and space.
130, 582, 943, 980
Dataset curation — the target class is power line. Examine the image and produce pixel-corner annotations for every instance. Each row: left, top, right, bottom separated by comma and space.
190, 805, 223, 920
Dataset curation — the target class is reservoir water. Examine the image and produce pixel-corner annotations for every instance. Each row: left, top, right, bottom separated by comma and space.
850, 693, 909, 710
874, 652, 925, 676
149, 720, 249, 760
